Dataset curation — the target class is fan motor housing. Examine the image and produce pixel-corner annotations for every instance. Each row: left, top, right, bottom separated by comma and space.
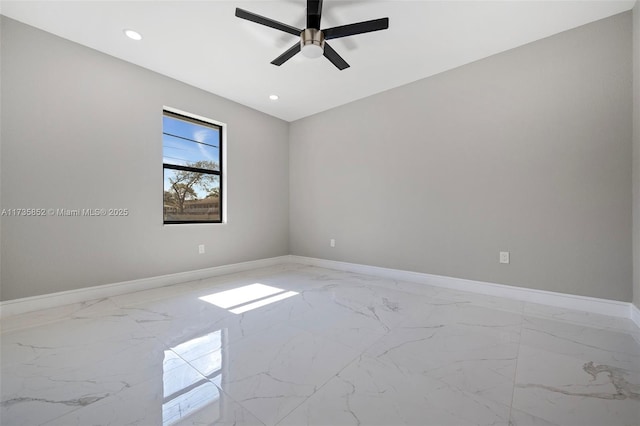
300, 28, 325, 58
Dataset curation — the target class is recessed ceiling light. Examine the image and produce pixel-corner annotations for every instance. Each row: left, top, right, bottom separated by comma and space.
124, 29, 142, 41
269, 95, 279, 101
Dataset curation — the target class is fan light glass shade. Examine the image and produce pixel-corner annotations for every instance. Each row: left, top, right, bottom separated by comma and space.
301, 44, 323, 59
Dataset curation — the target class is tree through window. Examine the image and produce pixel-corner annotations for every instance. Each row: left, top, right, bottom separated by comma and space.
163, 110, 223, 224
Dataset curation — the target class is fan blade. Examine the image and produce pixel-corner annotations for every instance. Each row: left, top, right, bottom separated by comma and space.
271, 43, 302, 66
323, 17, 389, 40
235, 8, 302, 36
307, 0, 323, 29
323, 42, 350, 70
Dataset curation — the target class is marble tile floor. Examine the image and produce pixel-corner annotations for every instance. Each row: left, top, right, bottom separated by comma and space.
1, 264, 639, 426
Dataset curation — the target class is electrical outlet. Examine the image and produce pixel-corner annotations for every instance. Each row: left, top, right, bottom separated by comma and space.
499, 251, 509, 264
199, 244, 205, 254
330, 239, 336, 248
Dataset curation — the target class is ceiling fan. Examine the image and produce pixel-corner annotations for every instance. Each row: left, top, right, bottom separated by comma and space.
235, 0, 389, 70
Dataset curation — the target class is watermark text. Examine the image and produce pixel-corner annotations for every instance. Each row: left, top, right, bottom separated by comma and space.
1, 208, 129, 217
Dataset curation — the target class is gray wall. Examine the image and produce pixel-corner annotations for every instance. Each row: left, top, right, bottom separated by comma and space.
634, 4, 640, 309
0, 17, 289, 301
290, 12, 633, 302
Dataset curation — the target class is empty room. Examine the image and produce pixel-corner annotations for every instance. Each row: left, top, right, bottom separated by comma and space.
1, 1, 639, 425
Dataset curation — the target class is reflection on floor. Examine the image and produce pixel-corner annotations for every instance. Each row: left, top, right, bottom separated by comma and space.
1, 264, 639, 425
164, 330, 224, 425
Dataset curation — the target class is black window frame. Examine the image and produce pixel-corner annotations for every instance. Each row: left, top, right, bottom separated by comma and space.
162, 109, 224, 225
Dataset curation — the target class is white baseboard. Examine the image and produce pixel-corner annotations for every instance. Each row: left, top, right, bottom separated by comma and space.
631, 304, 640, 328
289, 256, 633, 320
2, 254, 637, 329
0, 256, 289, 319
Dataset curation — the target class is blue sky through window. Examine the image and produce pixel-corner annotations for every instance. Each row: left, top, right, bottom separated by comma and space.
162, 115, 220, 168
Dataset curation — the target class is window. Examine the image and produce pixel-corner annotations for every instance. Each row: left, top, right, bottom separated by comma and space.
162, 109, 223, 224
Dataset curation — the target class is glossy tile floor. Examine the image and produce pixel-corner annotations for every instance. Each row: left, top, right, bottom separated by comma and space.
1, 264, 639, 426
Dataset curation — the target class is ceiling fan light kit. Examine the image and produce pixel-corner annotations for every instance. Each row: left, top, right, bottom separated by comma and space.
235, 0, 389, 70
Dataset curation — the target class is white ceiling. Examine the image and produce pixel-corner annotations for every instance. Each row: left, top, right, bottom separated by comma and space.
1, 1, 635, 122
